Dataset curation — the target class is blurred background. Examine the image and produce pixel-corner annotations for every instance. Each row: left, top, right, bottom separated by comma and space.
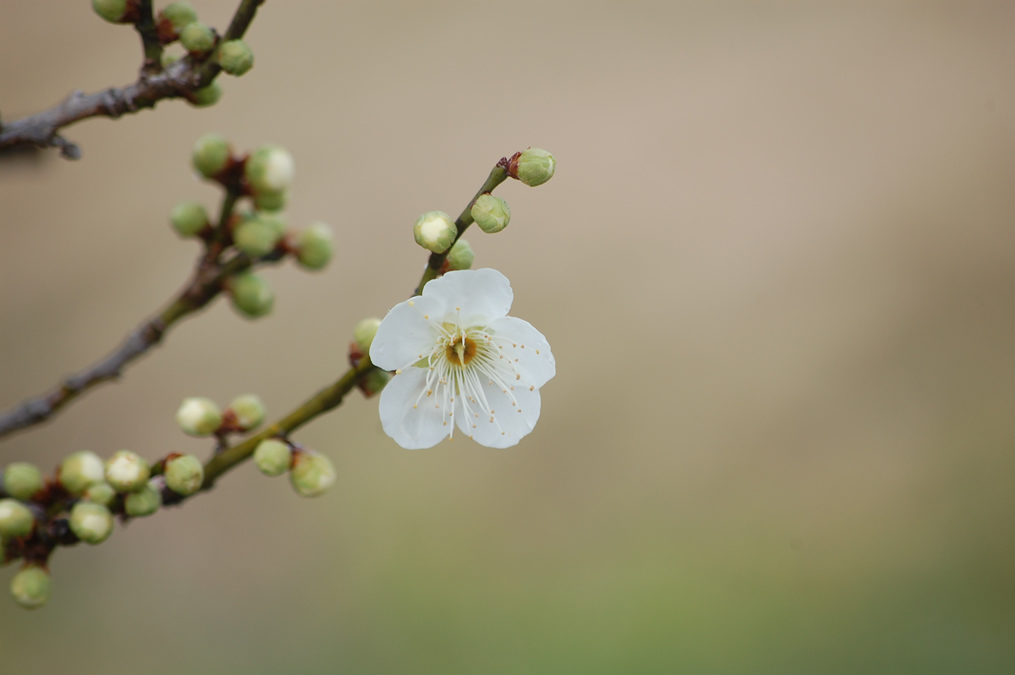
2, 1, 1015, 672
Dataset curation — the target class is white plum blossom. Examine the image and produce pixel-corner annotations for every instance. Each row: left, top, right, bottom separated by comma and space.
370, 268, 555, 449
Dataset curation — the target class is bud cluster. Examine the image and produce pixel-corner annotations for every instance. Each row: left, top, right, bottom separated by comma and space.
252, 440, 336, 499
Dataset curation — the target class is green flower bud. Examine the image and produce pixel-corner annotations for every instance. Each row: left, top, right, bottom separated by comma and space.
180, 21, 215, 54
294, 223, 333, 270
257, 212, 287, 239
105, 450, 150, 493
234, 215, 282, 257
192, 133, 230, 178
253, 439, 291, 477
10, 566, 50, 610
245, 145, 295, 196
253, 189, 288, 212
92, 0, 132, 23
470, 194, 511, 234
82, 482, 116, 507
124, 481, 162, 518
217, 40, 254, 76
170, 202, 209, 238
59, 451, 105, 495
0, 500, 34, 539
3, 463, 43, 502
353, 317, 381, 352
290, 452, 336, 498
160, 2, 197, 34
161, 50, 181, 67
228, 394, 266, 431
360, 368, 391, 396
188, 81, 223, 108
413, 211, 457, 254
445, 238, 474, 271
229, 272, 275, 319
69, 502, 114, 545
164, 455, 204, 496
176, 397, 223, 437
513, 148, 556, 187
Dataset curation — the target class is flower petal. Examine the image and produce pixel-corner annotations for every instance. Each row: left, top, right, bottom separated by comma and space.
369, 295, 445, 371
422, 268, 513, 327
486, 316, 556, 389
377, 367, 450, 449
456, 375, 541, 448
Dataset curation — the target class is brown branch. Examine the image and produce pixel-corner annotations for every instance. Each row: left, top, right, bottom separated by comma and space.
0, 0, 265, 159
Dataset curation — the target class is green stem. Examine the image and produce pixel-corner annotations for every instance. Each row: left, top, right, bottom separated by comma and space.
134, 0, 163, 74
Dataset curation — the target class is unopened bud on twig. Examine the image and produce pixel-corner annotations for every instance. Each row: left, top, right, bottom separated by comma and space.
227, 394, 266, 432
234, 214, 283, 257
3, 463, 42, 502
124, 481, 162, 518
445, 238, 474, 271
176, 397, 223, 436
170, 202, 210, 238
0, 500, 34, 539
69, 502, 114, 545
228, 272, 275, 319
192, 133, 230, 179
92, 0, 136, 24
509, 148, 556, 187
180, 21, 216, 55
253, 189, 288, 212
187, 81, 223, 108
10, 566, 50, 610
158, 2, 198, 42
293, 223, 334, 270
245, 145, 295, 196
253, 439, 291, 477
83, 482, 116, 507
413, 211, 457, 254
289, 451, 336, 498
359, 369, 391, 397
59, 451, 105, 496
217, 40, 254, 76
471, 194, 511, 233
165, 455, 204, 496
353, 318, 382, 352
105, 450, 151, 493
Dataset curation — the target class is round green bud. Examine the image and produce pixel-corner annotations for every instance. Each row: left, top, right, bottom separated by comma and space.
0, 500, 34, 539
105, 450, 150, 493
3, 463, 43, 502
253, 189, 288, 212
59, 451, 105, 495
471, 194, 511, 234
161, 2, 197, 33
192, 133, 230, 178
289, 452, 336, 498
228, 394, 266, 431
69, 502, 114, 545
413, 211, 457, 254
124, 481, 162, 518
217, 40, 254, 76
445, 238, 474, 271
234, 216, 282, 257
294, 223, 334, 270
170, 202, 209, 238
164, 455, 204, 496
353, 317, 381, 352
161, 51, 181, 67
82, 482, 116, 507
188, 81, 223, 108
229, 272, 275, 319
10, 566, 51, 610
92, 0, 131, 23
514, 148, 556, 187
361, 368, 392, 396
253, 439, 291, 477
180, 21, 215, 54
176, 397, 223, 437
245, 145, 295, 196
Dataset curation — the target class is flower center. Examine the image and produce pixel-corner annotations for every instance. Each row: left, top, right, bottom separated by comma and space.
445, 335, 477, 366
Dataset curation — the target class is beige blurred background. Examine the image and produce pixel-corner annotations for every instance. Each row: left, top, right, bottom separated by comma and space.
2, 1, 1015, 672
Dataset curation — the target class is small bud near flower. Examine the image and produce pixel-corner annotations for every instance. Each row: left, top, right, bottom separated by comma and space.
510, 148, 556, 187
233, 215, 283, 257
228, 272, 275, 319
471, 194, 511, 234
92, 0, 135, 23
3, 463, 43, 501
83, 482, 116, 507
59, 451, 106, 495
289, 451, 336, 498
253, 439, 291, 477
245, 145, 295, 196
217, 40, 254, 76
105, 450, 151, 493
10, 566, 51, 610
0, 499, 34, 539
69, 502, 114, 545
164, 455, 204, 496
170, 202, 209, 238
187, 81, 223, 108
227, 394, 266, 431
157, 2, 198, 41
353, 318, 382, 352
445, 238, 474, 271
192, 133, 231, 179
180, 21, 216, 55
253, 189, 288, 212
359, 368, 392, 397
124, 481, 162, 517
176, 397, 223, 436
413, 211, 457, 254
293, 223, 334, 270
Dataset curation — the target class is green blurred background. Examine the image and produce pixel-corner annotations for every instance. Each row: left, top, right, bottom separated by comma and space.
2, 1, 1015, 672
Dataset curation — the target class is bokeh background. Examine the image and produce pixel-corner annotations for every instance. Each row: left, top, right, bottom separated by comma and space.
2, 1, 1015, 672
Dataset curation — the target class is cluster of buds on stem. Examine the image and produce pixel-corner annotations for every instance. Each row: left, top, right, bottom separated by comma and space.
253, 440, 336, 498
